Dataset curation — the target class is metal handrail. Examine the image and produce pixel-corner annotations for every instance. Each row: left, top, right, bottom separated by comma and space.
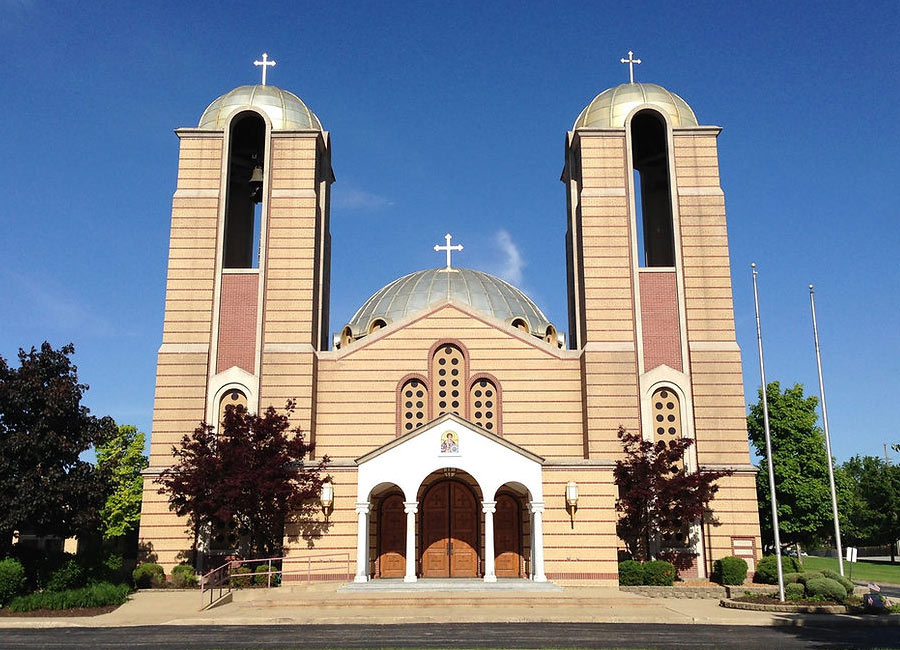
200, 552, 352, 609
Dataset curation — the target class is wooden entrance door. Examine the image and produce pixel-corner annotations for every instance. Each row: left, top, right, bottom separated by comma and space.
421, 480, 479, 577
494, 494, 522, 577
378, 495, 406, 578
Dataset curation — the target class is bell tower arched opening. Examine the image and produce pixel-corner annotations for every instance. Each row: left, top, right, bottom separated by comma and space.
223, 111, 266, 268
631, 110, 675, 267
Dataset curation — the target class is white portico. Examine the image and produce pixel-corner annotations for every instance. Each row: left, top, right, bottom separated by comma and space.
354, 413, 545, 583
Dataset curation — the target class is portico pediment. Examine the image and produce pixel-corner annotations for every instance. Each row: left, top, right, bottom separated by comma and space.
355, 413, 544, 503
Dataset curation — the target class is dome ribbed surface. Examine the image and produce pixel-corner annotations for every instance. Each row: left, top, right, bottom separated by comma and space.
574, 82, 698, 129
345, 268, 553, 338
198, 84, 323, 131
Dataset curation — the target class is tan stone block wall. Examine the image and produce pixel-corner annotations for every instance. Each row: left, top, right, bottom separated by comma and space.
703, 471, 762, 574
542, 467, 618, 584
582, 350, 639, 459
314, 306, 584, 460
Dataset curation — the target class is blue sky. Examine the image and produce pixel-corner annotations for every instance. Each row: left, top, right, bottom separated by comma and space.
0, 1, 897, 462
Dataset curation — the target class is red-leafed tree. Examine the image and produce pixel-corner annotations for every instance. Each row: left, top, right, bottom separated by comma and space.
614, 426, 731, 561
158, 400, 328, 563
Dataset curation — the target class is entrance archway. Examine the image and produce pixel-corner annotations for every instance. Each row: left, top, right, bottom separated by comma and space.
494, 493, 523, 577
421, 480, 479, 577
377, 494, 406, 578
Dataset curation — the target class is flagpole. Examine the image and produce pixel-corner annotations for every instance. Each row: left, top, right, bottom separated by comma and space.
809, 284, 845, 576
752, 263, 785, 601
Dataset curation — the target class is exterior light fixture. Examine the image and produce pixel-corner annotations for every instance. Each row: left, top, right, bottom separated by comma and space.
320, 480, 334, 521
565, 481, 579, 527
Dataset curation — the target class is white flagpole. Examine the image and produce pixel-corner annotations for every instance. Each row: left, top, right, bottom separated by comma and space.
752, 263, 785, 601
809, 284, 845, 576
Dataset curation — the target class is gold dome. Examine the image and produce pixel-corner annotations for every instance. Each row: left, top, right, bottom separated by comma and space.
574, 82, 698, 129
198, 84, 323, 131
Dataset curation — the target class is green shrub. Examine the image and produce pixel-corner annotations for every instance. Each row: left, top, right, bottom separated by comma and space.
231, 566, 253, 588
102, 553, 126, 583
805, 576, 847, 602
618, 560, 644, 586
170, 564, 198, 588
784, 582, 805, 599
783, 572, 802, 584
8, 582, 130, 612
46, 557, 87, 592
132, 562, 165, 588
821, 569, 855, 593
0, 558, 26, 606
643, 560, 676, 586
712, 556, 748, 586
254, 564, 273, 586
753, 555, 801, 584
797, 571, 824, 585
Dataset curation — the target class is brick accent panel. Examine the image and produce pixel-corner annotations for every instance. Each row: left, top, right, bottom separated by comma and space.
639, 270, 681, 371
217, 273, 259, 374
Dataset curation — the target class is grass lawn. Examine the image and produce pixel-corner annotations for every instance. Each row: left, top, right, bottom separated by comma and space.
801, 555, 900, 584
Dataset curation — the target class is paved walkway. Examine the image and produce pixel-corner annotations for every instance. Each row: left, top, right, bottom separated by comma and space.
0, 581, 897, 629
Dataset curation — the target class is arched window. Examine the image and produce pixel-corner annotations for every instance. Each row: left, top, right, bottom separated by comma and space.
431, 343, 465, 417
399, 378, 428, 433
469, 377, 499, 433
631, 110, 675, 267
651, 386, 687, 545
219, 388, 248, 428
223, 111, 266, 269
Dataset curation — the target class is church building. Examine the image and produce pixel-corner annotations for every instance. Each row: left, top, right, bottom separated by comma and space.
139, 54, 761, 584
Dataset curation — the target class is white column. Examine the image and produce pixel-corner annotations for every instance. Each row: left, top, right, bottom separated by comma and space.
403, 501, 418, 583
482, 500, 497, 583
354, 502, 370, 583
530, 501, 547, 582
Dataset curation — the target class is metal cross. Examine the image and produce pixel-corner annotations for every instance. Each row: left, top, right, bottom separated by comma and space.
620, 50, 641, 83
434, 233, 463, 269
254, 53, 276, 85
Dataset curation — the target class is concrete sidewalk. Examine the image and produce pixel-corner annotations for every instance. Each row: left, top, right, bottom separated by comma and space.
0, 582, 896, 629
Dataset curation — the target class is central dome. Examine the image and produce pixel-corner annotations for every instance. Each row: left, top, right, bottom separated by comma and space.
198, 84, 323, 131
343, 268, 554, 340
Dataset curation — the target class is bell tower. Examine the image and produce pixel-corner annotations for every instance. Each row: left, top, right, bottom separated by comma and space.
562, 58, 761, 575
139, 59, 334, 567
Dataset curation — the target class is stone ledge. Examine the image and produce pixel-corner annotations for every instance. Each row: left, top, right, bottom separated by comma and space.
620, 585, 726, 599
720, 598, 848, 614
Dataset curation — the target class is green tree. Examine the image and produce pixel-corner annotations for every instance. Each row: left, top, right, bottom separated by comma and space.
747, 381, 832, 552
96, 425, 148, 539
837, 455, 900, 563
0, 343, 114, 556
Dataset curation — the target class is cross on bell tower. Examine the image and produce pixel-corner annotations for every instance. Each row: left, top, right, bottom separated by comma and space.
434, 233, 463, 270
620, 50, 641, 83
254, 53, 276, 85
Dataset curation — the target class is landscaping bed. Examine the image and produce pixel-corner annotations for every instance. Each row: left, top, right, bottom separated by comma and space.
0, 605, 119, 617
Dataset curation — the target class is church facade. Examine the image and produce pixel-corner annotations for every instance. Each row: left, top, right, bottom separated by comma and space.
139, 67, 761, 584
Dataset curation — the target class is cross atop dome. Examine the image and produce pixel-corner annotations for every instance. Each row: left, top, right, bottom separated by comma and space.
434, 233, 463, 269
620, 50, 641, 84
254, 53, 276, 85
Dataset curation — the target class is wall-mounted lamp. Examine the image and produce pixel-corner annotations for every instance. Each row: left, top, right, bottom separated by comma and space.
320, 480, 334, 521
565, 481, 579, 527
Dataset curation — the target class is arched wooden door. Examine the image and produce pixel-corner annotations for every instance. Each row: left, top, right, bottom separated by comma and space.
377, 494, 406, 578
421, 480, 479, 577
494, 494, 523, 577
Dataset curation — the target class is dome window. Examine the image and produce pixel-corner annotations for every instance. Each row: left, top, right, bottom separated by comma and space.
339, 326, 354, 349
511, 318, 529, 332
368, 318, 387, 334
